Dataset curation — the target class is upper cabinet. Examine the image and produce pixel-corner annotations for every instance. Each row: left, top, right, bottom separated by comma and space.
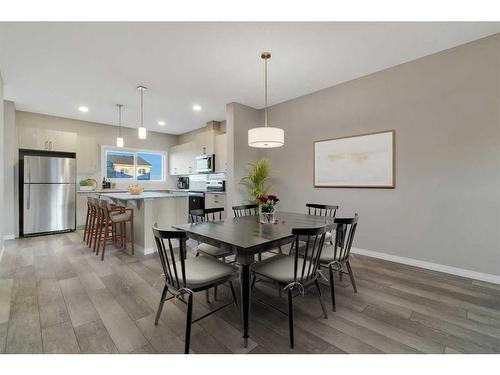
19, 127, 77, 153
169, 142, 196, 175
169, 121, 227, 176
76, 135, 98, 174
214, 133, 228, 173
195, 128, 215, 155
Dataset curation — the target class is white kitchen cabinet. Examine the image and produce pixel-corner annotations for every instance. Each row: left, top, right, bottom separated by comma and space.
76, 135, 98, 174
205, 193, 226, 218
169, 142, 196, 175
214, 133, 227, 172
195, 128, 215, 156
18, 127, 77, 152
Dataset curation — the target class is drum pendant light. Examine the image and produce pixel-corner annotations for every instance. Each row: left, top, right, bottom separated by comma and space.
248, 52, 284, 148
137, 85, 147, 140
116, 104, 124, 147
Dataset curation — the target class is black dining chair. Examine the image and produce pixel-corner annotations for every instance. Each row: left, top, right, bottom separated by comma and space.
232, 204, 283, 261
305, 203, 339, 245
251, 225, 330, 349
152, 226, 239, 354
189, 208, 232, 259
232, 204, 259, 217
317, 215, 359, 311
189, 208, 233, 302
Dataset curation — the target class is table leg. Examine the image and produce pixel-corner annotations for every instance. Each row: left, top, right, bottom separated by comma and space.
240, 263, 251, 348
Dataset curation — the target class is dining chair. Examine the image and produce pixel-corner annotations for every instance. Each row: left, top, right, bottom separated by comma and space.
189, 208, 232, 259
317, 215, 358, 311
305, 203, 339, 245
189, 207, 233, 302
232, 204, 258, 217
251, 225, 329, 348
232, 203, 283, 261
152, 226, 239, 354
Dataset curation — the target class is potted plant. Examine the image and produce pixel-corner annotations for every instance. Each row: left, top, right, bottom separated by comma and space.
240, 158, 274, 204
258, 194, 280, 223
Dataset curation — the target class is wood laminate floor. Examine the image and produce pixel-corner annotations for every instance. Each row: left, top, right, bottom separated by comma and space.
1, 231, 500, 354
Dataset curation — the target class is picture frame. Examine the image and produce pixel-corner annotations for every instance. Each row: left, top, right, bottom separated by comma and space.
313, 130, 395, 188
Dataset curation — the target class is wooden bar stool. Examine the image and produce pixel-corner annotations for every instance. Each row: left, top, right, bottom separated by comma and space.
96, 200, 135, 261
83, 197, 93, 244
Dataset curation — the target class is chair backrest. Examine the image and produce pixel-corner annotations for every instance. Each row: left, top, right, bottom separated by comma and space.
232, 204, 258, 217
306, 203, 339, 217
331, 214, 359, 262
189, 207, 224, 223
152, 226, 188, 290
98, 199, 110, 220
292, 225, 327, 284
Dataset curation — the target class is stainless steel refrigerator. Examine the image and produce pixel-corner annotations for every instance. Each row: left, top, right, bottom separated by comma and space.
20, 151, 76, 236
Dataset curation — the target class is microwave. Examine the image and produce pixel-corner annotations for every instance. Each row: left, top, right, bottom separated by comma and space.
195, 154, 215, 173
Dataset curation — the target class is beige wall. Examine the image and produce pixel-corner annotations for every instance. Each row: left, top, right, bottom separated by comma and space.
3, 101, 16, 238
0, 73, 4, 250
15, 111, 179, 189
257, 34, 500, 277
225, 103, 263, 210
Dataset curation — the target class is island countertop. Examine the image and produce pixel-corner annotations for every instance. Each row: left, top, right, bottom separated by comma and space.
98, 191, 189, 200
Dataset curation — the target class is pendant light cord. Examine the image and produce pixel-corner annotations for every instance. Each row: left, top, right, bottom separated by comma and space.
118, 104, 122, 137
264, 56, 268, 128
140, 88, 144, 127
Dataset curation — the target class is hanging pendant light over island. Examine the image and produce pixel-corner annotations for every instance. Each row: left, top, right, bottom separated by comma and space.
116, 104, 124, 147
137, 85, 147, 140
248, 52, 284, 148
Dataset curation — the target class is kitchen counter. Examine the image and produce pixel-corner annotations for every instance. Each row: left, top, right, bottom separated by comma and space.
78, 188, 226, 195
98, 191, 189, 200
100, 191, 189, 256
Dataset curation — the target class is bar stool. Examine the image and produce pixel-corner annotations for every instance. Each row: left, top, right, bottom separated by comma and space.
83, 197, 93, 244
96, 199, 135, 261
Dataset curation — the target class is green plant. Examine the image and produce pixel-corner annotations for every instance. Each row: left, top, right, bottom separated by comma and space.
240, 158, 275, 203
79, 179, 93, 186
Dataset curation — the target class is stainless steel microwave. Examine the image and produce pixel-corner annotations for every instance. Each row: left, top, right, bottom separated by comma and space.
195, 154, 215, 173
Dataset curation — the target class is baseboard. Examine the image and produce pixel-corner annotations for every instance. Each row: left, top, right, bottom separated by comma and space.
351, 247, 500, 285
3, 234, 15, 240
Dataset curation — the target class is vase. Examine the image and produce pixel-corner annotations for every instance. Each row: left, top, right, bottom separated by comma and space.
259, 205, 276, 224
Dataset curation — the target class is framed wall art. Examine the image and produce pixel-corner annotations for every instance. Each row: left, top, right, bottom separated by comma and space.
313, 130, 395, 188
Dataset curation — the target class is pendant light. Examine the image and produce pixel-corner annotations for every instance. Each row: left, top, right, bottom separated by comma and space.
116, 104, 124, 148
248, 52, 284, 148
137, 85, 147, 139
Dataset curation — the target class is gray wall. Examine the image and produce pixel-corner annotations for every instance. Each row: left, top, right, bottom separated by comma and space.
260, 34, 500, 276
0, 73, 4, 250
3, 101, 16, 238
225, 103, 262, 210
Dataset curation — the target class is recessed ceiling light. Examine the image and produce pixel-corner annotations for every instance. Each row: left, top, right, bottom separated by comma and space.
78, 106, 89, 113
158, 121, 166, 126
192, 104, 202, 112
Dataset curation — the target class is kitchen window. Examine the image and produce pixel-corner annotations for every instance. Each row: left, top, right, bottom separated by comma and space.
103, 147, 166, 182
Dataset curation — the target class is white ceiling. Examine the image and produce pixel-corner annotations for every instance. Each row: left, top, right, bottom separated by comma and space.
0, 22, 499, 135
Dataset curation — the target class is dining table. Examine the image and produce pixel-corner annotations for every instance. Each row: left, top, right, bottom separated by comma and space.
173, 211, 335, 347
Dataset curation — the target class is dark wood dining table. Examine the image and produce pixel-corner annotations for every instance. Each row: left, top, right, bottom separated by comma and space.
173, 211, 335, 347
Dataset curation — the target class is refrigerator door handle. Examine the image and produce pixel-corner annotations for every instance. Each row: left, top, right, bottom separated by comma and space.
27, 158, 31, 183
27, 183, 30, 210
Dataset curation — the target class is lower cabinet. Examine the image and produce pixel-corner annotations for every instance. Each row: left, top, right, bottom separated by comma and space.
205, 193, 226, 219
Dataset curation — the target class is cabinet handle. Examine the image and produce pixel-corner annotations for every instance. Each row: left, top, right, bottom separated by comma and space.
45, 141, 48, 150
49, 141, 52, 150
202, 146, 206, 154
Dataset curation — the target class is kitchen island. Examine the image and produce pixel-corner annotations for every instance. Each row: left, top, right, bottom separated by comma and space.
98, 191, 189, 255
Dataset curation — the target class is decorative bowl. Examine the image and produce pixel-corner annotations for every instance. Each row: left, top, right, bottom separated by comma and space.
128, 185, 144, 195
